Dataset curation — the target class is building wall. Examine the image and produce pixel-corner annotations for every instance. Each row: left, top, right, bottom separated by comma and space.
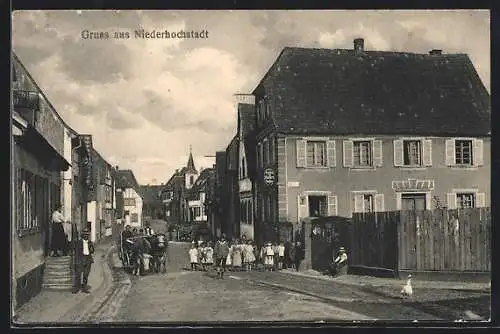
61, 130, 72, 222
13, 142, 61, 308
283, 135, 491, 222
123, 187, 143, 228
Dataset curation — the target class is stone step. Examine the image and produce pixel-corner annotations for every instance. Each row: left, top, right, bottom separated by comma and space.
46, 256, 72, 263
43, 276, 72, 283
42, 282, 73, 291
45, 262, 71, 270
44, 272, 72, 280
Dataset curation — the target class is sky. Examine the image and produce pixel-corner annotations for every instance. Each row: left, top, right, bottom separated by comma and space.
12, 10, 490, 185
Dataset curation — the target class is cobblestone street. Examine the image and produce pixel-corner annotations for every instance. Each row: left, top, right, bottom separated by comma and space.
103, 242, 490, 322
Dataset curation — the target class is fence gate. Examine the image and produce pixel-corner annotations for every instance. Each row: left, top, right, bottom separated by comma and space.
305, 217, 351, 273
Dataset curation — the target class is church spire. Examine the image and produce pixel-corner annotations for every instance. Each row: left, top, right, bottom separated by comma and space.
186, 145, 197, 172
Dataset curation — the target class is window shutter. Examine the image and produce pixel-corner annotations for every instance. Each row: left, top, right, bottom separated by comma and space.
423, 139, 433, 166
445, 139, 455, 166
328, 195, 338, 216
446, 192, 457, 209
476, 193, 486, 208
473, 139, 484, 166
298, 195, 308, 220
393, 139, 403, 166
343, 140, 353, 167
326, 140, 336, 167
425, 192, 432, 210
374, 194, 385, 212
296, 139, 306, 168
372, 140, 383, 167
353, 194, 364, 213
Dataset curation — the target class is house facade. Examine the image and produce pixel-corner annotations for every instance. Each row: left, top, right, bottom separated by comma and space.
225, 136, 240, 239
86, 149, 117, 242
250, 39, 491, 243
237, 103, 257, 241
116, 169, 143, 228
11, 54, 71, 310
211, 151, 227, 238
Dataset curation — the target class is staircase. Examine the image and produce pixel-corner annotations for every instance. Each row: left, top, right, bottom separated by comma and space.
42, 256, 73, 290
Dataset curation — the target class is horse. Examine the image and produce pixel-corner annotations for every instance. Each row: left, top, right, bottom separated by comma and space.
149, 234, 168, 273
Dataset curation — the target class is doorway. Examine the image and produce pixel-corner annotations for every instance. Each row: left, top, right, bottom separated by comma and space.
308, 195, 328, 217
401, 193, 426, 211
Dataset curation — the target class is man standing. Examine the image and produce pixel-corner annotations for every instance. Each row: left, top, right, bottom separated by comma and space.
214, 234, 229, 279
73, 228, 94, 294
51, 205, 67, 257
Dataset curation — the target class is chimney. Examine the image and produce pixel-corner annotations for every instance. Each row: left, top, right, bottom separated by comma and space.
354, 38, 364, 54
115, 165, 119, 170
429, 49, 442, 55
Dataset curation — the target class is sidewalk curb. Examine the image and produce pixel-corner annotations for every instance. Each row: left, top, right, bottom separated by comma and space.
281, 270, 491, 292
58, 242, 115, 322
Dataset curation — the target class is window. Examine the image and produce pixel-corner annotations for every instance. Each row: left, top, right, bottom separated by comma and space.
403, 140, 422, 166
455, 140, 473, 165
131, 213, 138, 222
353, 141, 372, 167
306, 141, 326, 167
259, 142, 264, 168
263, 140, 269, 166
166, 210, 170, 217
190, 175, 194, 185
240, 157, 246, 178
124, 198, 135, 206
363, 194, 374, 213
401, 193, 426, 211
193, 207, 201, 218
104, 185, 112, 202
265, 99, 271, 119
308, 195, 328, 217
457, 193, 475, 208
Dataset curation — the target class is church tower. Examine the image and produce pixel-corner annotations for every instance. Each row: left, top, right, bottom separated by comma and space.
184, 145, 198, 190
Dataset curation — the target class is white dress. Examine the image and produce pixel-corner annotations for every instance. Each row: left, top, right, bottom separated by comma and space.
189, 248, 198, 263
205, 247, 214, 264
226, 246, 233, 266
243, 244, 256, 263
264, 246, 274, 266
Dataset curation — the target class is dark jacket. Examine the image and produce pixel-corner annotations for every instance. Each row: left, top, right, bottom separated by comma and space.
75, 238, 95, 264
214, 240, 229, 258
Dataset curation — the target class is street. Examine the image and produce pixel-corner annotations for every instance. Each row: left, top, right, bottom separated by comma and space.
102, 242, 489, 322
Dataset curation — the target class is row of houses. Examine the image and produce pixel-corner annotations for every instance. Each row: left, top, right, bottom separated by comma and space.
10, 53, 144, 310
207, 38, 491, 246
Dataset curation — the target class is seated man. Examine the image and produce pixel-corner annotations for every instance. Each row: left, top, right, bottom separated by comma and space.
329, 247, 348, 277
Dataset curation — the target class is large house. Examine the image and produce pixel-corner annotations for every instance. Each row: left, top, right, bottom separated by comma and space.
116, 169, 143, 228
249, 38, 490, 243
139, 184, 165, 221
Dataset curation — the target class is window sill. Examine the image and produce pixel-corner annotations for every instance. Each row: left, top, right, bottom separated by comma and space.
350, 166, 376, 170
450, 165, 478, 170
17, 227, 42, 238
302, 166, 330, 169
397, 165, 428, 170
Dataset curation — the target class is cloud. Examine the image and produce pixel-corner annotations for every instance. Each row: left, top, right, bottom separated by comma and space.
12, 10, 490, 184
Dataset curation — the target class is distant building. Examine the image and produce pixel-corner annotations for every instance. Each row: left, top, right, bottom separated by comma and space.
116, 169, 143, 228
139, 184, 165, 221
160, 148, 199, 226
224, 136, 240, 239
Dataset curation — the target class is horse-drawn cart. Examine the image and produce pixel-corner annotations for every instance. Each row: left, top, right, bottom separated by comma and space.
119, 233, 168, 275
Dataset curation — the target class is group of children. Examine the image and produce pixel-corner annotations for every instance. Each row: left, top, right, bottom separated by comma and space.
188, 237, 303, 273
188, 239, 258, 272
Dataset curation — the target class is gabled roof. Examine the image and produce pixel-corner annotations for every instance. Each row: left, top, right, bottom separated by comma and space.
139, 185, 164, 204
116, 169, 140, 191
254, 44, 490, 137
225, 135, 239, 172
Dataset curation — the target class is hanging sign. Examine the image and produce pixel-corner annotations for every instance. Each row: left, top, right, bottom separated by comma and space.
263, 168, 275, 186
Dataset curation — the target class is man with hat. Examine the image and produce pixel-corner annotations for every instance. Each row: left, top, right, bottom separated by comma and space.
73, 228, 95, 293
330, 246, 348, 277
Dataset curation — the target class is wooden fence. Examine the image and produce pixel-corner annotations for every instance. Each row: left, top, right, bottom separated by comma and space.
350, 208, 491, 272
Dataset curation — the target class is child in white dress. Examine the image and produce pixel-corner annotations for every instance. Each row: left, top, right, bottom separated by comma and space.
205, 242, 214, 270
264, 242, 275, 271
243, 240, 256, 271
188, 244, 198, 271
